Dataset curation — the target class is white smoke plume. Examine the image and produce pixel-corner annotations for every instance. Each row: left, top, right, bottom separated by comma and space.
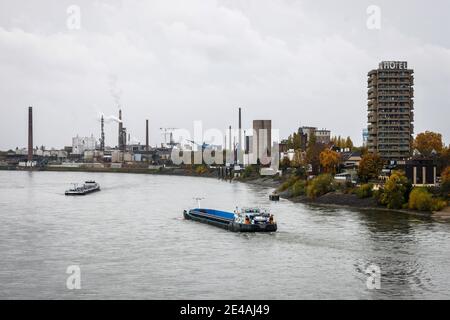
97, 111, 122, 124
108, 74, 123, 109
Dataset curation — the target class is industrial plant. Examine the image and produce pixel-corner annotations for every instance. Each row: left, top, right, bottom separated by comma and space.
0, 105, 275, 172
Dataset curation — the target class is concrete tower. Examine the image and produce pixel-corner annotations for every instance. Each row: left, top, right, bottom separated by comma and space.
28, 106, 33, 162
100, 115, 105, 151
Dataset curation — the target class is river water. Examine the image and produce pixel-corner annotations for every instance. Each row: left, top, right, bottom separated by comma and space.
0, 170, 449, 299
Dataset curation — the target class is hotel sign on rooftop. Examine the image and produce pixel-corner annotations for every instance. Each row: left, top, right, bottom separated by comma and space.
379, 61, 408, 70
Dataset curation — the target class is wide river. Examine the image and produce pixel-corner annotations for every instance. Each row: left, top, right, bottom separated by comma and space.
0, 170, 450, 299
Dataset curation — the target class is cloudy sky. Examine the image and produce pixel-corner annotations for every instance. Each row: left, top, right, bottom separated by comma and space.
0, 0, 449, 150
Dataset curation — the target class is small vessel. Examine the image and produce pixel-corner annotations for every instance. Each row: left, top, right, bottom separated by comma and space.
65, 181, 100, 196
269, 193, 280, 201
183, 198, 277, 232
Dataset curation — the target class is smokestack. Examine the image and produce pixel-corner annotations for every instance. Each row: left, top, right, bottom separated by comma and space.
229, 125, 232, 152
118, 109, 123, 150
238, 107, 242, 146
100, 115, 105, 151
146, 119, 149, 152
28, 106, 33, 162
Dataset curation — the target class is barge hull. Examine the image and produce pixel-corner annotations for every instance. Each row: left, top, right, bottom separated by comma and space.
65, 188, 100, 196
183, 210, 277, 232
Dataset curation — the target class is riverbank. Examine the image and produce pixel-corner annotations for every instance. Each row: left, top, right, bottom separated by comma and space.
236, 174, 450, 218
432, 206, 450, 219
0, 165, 219, 178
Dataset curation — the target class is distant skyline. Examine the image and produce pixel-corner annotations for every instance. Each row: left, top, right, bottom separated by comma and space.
1, 0, 449, 150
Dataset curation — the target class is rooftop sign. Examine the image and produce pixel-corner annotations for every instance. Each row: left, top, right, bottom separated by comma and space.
379, 61, 408, 70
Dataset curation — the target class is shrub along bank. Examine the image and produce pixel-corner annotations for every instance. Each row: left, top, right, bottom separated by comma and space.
277, 170, 447, 213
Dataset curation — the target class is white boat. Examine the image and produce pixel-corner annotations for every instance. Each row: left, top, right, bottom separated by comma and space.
65, 181, 100, 196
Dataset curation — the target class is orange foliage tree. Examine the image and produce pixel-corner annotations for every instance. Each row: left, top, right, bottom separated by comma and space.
414, 131, 443, 156
319, 149, 340, 174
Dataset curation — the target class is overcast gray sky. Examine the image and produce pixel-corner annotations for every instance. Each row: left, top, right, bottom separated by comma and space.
0, 0, 449, 150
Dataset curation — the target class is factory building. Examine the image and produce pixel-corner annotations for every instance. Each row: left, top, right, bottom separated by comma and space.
252, 120, 272, 164
297, 126, 331, 149
72, 135, 97, 155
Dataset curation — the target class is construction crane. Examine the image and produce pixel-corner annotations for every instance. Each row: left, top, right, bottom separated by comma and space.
160, 127, 178, 146
186, 139, 211, 151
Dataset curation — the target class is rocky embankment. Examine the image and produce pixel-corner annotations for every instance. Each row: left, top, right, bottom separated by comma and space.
237, 176, 281, 188
433, 206, 450, 219
286, 191, 377, 207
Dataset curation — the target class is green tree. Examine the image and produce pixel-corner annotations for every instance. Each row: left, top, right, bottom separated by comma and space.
355, 183, 373, 199
380, 171, 410, 209
277, 175, 300, 193
306, 174, 334, 199
408, 188, 433, 211
409, 187, 447, 212
286, 132, 303, 150
291, 180, 307, 197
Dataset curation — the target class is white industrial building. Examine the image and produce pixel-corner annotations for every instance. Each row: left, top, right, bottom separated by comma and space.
72, 135, 97, 155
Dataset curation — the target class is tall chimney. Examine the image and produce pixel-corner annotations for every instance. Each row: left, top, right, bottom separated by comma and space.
238, 107, 242, 147
146, 119, 149, 152
229, 125, 232, 152
100, 115, 105, 151
118, 109, 123, 150
28, 106, 33, 162
238, 107, 242, 164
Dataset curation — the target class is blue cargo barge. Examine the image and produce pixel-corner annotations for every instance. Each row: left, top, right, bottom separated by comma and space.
183, 206, 277, 232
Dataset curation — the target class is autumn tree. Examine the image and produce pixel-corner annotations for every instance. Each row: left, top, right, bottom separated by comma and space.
345, 136, 354, 149
380, 171, 411, 209
436, 146, 450, 172
306, 134, 325, 175
442, 166, 450, 198
319, 149, 341, 174
290, 149, 307, 177
358, 153, 384, 182
291, 149, 304, 167
414, 131, 443, 156
442, 166, 450, 183
286, 132, 303, 150
331, 135, 354, 149
337, 135, 342, 148
331, 135, 344, 148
